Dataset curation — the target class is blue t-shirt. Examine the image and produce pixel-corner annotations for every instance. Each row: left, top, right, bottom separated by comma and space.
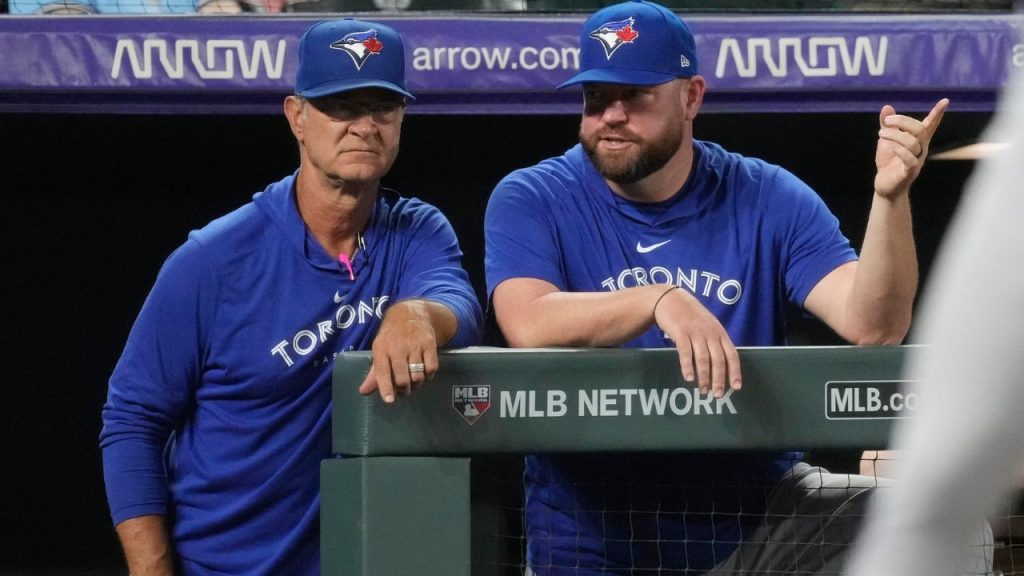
101, 172, 482, 576
484, 141, 856, 574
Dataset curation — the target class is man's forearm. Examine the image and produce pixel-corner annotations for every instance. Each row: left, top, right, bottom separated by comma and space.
495, 282, 670, 348
115, 515, 175, 576
848, 192, 918, 343
389, 298, 459, 347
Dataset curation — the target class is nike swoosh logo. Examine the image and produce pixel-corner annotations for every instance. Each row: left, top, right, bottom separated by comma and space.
333, 291, 344, 304
636, 240, 672, 254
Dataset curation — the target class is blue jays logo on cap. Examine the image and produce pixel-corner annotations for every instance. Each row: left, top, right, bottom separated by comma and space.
331, 29, 385, 71
589, 17, 639, 60
557, 0, 699, 90
295, 19, 413, 99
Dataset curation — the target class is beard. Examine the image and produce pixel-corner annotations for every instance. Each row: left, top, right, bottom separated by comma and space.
580, 119, 685, 185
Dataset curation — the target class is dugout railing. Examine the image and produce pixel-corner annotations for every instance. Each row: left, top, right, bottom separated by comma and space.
322, 345, 923, 575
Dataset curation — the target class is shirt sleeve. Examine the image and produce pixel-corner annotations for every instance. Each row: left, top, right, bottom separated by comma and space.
99, 239, 217, 525
484, 171, 566, 298
767, 166, 858, 307
393, 202, 482, 348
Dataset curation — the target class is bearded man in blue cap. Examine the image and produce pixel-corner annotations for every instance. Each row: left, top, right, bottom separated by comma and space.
485, 1, 950, 574
100, 19, 481, 575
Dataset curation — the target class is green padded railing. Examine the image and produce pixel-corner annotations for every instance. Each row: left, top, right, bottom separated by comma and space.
322, 346, 913, 576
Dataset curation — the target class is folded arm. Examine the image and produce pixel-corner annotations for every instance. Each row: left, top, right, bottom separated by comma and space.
492, 277, 740, 397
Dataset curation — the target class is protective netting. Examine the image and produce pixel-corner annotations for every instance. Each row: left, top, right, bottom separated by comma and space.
471, 453, 1022, 575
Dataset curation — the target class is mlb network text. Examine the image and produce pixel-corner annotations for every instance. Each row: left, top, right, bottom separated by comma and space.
498, 388, 737, 418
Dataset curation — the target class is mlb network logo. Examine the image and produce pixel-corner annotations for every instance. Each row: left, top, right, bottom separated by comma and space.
452, 385, 490, 425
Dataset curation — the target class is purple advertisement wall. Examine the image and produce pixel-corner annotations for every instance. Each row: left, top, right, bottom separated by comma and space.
0, 13, 1021, 114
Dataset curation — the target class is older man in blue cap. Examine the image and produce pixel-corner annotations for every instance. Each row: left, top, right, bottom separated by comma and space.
100, 19, 482, 576
485, 1, 950, 574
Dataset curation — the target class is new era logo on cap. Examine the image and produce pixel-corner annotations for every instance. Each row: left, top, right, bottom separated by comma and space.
331, 29, 385, 71
558, 0, 699, 90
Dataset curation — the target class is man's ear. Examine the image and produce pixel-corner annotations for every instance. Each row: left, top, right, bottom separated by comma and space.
284, 95, 305, 144
681, 75, 706, 122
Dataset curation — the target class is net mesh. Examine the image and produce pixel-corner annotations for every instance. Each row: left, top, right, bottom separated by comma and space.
471, 453, 1022, 575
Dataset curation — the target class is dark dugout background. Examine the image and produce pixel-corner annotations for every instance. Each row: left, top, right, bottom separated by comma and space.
1, 109, 989, 570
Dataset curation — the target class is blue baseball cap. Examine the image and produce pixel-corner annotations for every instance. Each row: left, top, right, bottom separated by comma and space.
295, 19, 414, 100
558, 0, 699, 90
